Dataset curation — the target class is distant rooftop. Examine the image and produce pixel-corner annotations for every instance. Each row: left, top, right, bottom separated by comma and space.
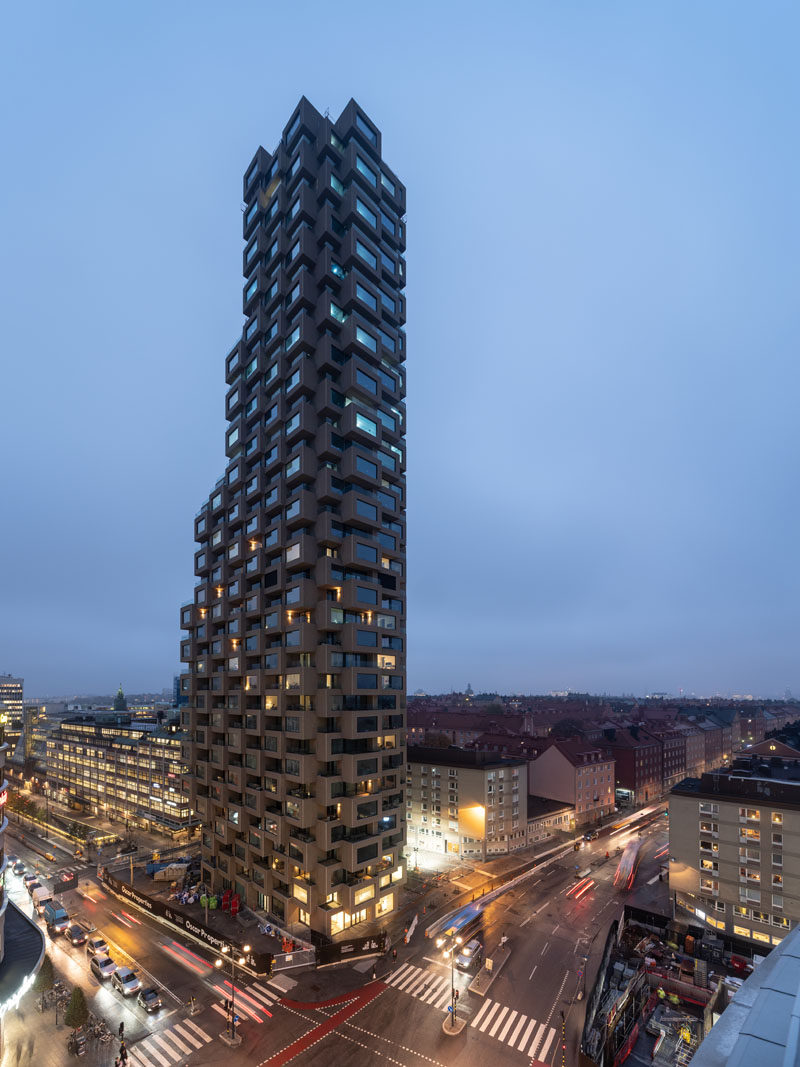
407, 745, 526, 770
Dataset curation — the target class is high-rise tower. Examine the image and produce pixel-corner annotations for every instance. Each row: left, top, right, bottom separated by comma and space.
180, 98, 407, 938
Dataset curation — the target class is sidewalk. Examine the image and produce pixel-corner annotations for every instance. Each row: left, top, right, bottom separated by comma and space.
1, 993, 117, 1067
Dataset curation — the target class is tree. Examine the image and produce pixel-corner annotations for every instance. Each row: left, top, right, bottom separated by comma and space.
33, 954, 55, 1011
64, 986, 89, 1031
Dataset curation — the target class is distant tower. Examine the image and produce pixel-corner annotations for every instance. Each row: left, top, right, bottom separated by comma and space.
113, 685, 127, 712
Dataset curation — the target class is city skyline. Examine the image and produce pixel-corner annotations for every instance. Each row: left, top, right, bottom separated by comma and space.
3, 3, 798, 698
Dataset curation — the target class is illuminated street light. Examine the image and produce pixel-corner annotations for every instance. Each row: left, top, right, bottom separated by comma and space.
215, 941, 251, 1046
440, 934, 463, 1027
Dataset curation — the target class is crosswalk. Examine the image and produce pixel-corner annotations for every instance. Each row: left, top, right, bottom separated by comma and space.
385, 962, 557, 1059
128, 979, 284, 1064
128, 1019, 212, 1067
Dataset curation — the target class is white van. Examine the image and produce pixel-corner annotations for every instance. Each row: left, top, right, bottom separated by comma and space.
32, 885, 53, 914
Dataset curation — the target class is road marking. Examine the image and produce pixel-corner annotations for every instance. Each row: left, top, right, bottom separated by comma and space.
160, 1029, 192, 1057
542, 942, 549, 954
529, 1021, 548, 1056
404, 969, 431, 995
553, 924, 560, 935
129, 1049, 158, 1067
479, 1001, 502, 1032
517, 1017, 537, 1050
470, 999, 494, 1029
149, 1034, 181, 1064
488, 1005, 510, 1037
520, 913, 533, 927
508, 1013, 528, 1046
386, 962, 413, 985
247, 984, 278, 1007
529, 964, 537, 980
647, 874, 659, 885
173, 1023, 203, 1050
433, 985, 453, 1010
420, 976, 449, 1003
539, 1026, 557, 1060
183, 1019, 212, 1042
422, 956, 448, 966
536, 902, 548, 914
498, 1009, 518, 1041
136, 1041, 170, 1067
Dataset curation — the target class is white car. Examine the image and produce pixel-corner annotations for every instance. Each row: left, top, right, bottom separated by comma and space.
90, 955, 117, 980
111, 967, 140, 996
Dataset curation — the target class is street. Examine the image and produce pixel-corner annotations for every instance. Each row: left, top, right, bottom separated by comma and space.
3, 811, 670, 1066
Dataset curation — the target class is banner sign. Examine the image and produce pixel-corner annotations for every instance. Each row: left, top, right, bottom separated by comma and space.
99, 867, 273, 974
317, 932, 386, 967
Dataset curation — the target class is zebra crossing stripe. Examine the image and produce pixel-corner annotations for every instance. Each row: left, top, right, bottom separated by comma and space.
173, 1023, 203, 1050
479, 1002, 502, 1033
403, 970, 430, 995
488, 1005, 510, 1037
508, 1013, 528, 1047
247, 984, 278, 1007
183, 1019, 213, 1043
539, 1027, 557, 1061
128, 1048, 158, 1067
420, 976, 449, 1003
433, 986, 453, 1011
150, 1034, 182, 1063
471, 999, 494, 1029
386, 962, 413, 986
137, 1039, 171, 1067
529, 1021, 548, 1056
159, 1029, 191, 1057
498, 1009, 518, 1042
394, 966, 422, 991
517, 1017, 537, 1050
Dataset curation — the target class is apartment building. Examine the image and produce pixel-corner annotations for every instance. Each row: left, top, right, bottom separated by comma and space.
603, 727, 662, 805
530, 741, 615, 826
406, 747, 525, 859
180, 98, 407, 937
669, 742, 800, 950
46, 714, 196, 837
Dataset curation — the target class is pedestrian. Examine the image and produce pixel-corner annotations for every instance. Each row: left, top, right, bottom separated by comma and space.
392, 948, 397, 964
372, 963, 377, 981
119, 1021, 125, 1038
25, 1035, 34, 1060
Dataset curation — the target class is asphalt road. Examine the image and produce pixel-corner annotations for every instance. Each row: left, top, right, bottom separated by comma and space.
6, 810, 671, 1067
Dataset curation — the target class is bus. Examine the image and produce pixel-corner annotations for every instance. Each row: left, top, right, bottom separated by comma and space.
613, 841, 641, 890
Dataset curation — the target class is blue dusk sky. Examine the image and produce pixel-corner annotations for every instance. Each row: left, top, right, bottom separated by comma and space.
1, 2, 798, 698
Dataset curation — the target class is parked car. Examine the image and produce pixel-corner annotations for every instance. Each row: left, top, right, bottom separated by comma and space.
22, 874, 38, 890
112, 967, 140, 996
89, 955, 117, 980
26, 881, 41, 897
86, 936, 109, 957
67, 924, 88, 946
455, 938, 484, 971
138, 987, 162, 1012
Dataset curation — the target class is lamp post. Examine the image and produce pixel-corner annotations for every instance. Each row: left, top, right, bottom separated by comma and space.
215, 941, 250, 1047
436, 934, 462, 1028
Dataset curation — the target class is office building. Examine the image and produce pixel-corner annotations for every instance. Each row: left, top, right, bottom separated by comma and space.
0, 676, 22, 729
0, 717, 46, 1049
669, 740, 800, 950
46, 713, 196, 838
180, 98, 407, 937
407, 747, 525, 860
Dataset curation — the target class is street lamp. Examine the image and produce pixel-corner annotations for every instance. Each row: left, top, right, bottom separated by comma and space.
215, 941, 250, 1046
436, 934, 462, 1028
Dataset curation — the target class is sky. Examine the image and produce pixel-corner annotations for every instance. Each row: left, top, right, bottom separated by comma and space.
1, 1, 798, 699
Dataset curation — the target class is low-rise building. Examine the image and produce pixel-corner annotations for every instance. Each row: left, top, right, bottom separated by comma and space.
406, 746, 525, 860
603, 727, 661, 806
669, 742, 800, 951
526, 796, 573, 847
46, 713, 197, 838
529, 741, 615, 826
